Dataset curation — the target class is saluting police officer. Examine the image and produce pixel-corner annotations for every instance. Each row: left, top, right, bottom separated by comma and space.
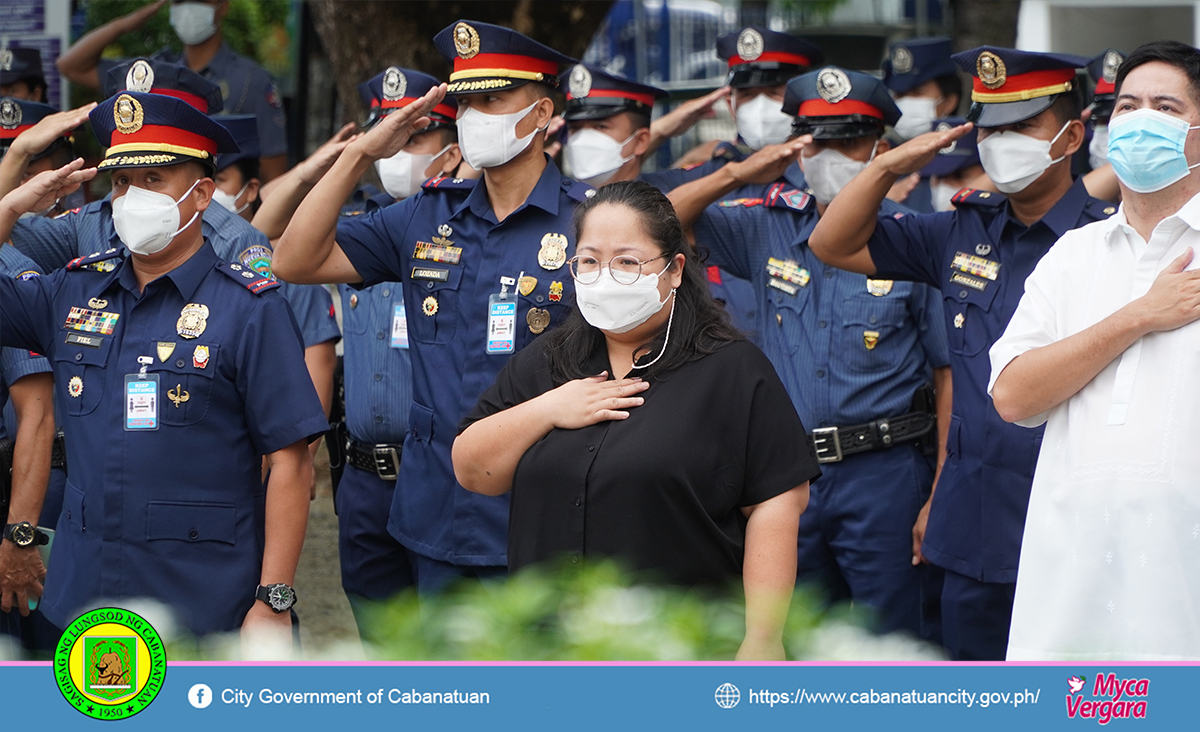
668, 67, 951, 640
0, 47, 48, 103
0, 90, 328, 641
274, 21, 591, 593
809, 47, 1115, 660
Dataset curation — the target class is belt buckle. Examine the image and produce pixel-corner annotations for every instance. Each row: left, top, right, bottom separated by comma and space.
811, 426, 843, 463
373, 446, 400, 480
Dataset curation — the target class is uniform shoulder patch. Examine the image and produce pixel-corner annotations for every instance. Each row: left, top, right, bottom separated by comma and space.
562, 177, 597, 203
950, 187, 1006, 207
216, 260, 281, 295
764, 183, 812, 212
65, 248, 122, 272
681, 160, 705, 171
53, 207, 82, 220
422, 176, 477, 192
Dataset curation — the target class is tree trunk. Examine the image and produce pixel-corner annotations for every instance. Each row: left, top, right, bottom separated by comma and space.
309, 1, 613, 127
948, 0, 1021, 52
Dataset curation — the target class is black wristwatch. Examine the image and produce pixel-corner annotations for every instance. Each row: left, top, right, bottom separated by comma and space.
3, 522, 49, 548
255, 583, 297, 613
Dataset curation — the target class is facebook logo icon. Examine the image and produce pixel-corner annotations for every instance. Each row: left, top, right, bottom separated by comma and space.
188, 683, 213, 709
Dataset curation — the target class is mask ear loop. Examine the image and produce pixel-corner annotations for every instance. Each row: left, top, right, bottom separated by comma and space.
630, 289, 676, 371
170, 179, 203, 240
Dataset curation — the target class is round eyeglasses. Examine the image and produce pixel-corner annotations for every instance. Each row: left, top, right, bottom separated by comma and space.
568, 253, 670, 285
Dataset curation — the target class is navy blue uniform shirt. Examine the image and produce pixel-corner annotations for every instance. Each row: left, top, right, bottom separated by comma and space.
866, 177, 1115, 582
695, 164, 949, 429
0, 246, 51, 442
0, 242, 328, 635
335, 160, 592, 565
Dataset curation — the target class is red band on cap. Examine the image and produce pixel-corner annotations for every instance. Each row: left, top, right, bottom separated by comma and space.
150, 87, 209, 113
567, 89, 656, 107
453, 52, 558, 78
972, 68, 1076, 96
798, 98, 882, 120
1095, 78, 1115, 95
380, 96, 458, 120
0, 124, 34, 140
729, 51, 810, 68
111, 124, 217, 155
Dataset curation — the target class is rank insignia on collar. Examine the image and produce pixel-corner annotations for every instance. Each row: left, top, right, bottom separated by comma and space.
67, 376, 83, 398
157, 342, 176, 362
193, 345, 210, 369
864, 330, 880, 350
538, 233, 568, 271
527, 307, 551, 334
518, 276, 537, 297
422, 295, 438, 317
177, 303, 209, 339
549, 281, 563, 302
866, 279, 893, 297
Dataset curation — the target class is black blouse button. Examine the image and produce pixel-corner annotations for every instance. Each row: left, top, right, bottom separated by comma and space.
575, 498, 581, 507
587, 445, 595, 452
74, 352, 83, 361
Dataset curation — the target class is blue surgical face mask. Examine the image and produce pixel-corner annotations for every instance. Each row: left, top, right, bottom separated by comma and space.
1107, 108, 1200, 193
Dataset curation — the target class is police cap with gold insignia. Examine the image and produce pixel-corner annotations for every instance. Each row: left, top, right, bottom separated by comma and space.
1, 97, 75, 161
560, 64, 667, 121
919, 117, 980, 177
882, 37, 958, 95
0, 47, 45, 89
103, 57, 224, 114
952, 46, 1088, 128
434, 20, 575, 95
783, 66, 901, 139
214, 115, 259, 172
1087, 48, 1125, 123
90, 91, 238, 173
717, 27, 824, 89
358, 67, 457, 130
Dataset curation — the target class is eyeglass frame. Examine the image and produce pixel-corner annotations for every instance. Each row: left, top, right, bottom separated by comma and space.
567, 252, 673, 285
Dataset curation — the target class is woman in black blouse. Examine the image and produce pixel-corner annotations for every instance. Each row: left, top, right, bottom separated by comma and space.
453, 181, 821, 660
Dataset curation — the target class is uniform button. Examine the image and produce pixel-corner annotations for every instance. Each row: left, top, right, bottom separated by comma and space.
374, 373, 383, 382
382, 288, 391, 297
959, 290, 969, 299
377, 331, 386, 340
426, 282, 434, 290
818, 320, 827, 328
868, 315, 877, 324
74, 352, 82, 361
816, 369, 826, 378
571, 555, 579, 564
374, 415, 383, 424
588, 445, 595, 452
824, 270, 834, 279
575, 498, 581, 507
536, 295, 544, 303
188, 529, 199, 540
176, 358, 185, 368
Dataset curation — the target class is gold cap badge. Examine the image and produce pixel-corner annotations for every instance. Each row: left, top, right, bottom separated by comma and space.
114, 94, 145, 135
454, 22, 481, 60
976, 51, 1006, 90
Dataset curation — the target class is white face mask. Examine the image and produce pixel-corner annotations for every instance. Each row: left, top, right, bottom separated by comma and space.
977, 121, 1069, 194
801, 142, 877, 205
1089, 124, 1109, 170
112, 180, 200, 256
734, 94, 793, 151
456, 101, 540, 170
170, 2, 218, 45
575, 262, 672, 334
564, 128, 636, 187
211, 180, 250, 214
930, 179, 960, 212
375, 144, 452, 200
893, 96, 939, 141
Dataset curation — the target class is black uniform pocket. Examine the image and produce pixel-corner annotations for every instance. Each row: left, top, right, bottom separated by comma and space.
943, 282, 1000, 357
146, 342, 219, 426
54, 330, 114, 416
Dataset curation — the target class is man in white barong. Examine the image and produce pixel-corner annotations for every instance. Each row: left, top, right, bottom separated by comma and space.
990, 40, 1200, 660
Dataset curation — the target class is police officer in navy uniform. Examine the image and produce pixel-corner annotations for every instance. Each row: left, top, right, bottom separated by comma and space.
0, 97, 82, 217
668, 67, 952, 640
57, 0, 290, 180
883, 37, 964, 213
274, 21, 591, 593
809, 47, 1116, 660
0, 47, 48, 103
0, 91, 328, 641
1084, 48, 1125, 173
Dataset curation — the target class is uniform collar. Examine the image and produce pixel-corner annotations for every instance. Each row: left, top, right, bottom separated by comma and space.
462, 155, 564, 223
115, 239, 218, 301
1103, 188, 1200, 246
998, 176, 1091, 240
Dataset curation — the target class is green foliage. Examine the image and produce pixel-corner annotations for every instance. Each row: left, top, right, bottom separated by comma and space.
82, 0, 290, 68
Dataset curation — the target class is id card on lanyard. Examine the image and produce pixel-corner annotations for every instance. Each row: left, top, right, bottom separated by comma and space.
125, 356, 159, 430
486, 276, 518, 354
391, 303, 409, 349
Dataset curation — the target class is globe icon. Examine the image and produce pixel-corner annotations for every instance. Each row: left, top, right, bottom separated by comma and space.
714, 682, 740, 709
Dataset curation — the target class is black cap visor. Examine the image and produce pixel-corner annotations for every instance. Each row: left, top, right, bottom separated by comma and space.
967, 94, 1058, 128
793, 115, 884, 140
563, 98, 652, 121
98, 149, 217, 176
727, 64, 804, 90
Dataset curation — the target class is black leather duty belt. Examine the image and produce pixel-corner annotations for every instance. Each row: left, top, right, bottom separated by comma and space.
809, 411, 934, 464
346, 438, 402, 480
